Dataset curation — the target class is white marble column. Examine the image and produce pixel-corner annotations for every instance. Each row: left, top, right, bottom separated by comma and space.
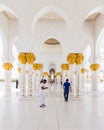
4, 70, 12, 90
20, 64, 26, 97
69, 65, 75, 98
32, 71, 35, 90
92, 71, 98, 94
33, 70, 36, 90
75, 65, 81, 98
81, 73, 86, 95
27, 64, 33, 96
36, 70, 40, 90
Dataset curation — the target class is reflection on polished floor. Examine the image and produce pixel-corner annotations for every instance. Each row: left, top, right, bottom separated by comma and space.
0, 83, 104, 130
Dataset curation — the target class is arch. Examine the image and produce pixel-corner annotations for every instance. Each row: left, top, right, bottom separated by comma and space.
39, 37, 63, 55
48, 63, 56, 83
83, 6, 104, 62
96, 27, 104, 58
84, 6, 104, 21
0, 4, 20, 63
48, 63, 57, 71
44, 38, 60, 45
32, 5, 71, 33
40, 35, 64, 51
0, 4, 20, 22
49, 68, 55, 74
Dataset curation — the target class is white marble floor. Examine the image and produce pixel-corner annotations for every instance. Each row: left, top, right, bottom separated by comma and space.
0, 86, 104, 130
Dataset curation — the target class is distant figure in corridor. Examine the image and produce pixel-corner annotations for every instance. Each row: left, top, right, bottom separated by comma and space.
16, 79, 19, 89
63, 79, 71, 101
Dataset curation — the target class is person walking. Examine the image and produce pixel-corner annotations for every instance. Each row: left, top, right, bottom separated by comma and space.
63, 79, 71, 101
39, 79, 48, 107
16, 79, 19, 89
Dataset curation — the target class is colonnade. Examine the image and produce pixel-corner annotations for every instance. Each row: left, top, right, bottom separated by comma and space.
2, 52, 101, 100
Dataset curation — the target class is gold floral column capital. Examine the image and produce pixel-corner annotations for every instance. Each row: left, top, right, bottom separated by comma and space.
67, 53, 76, 64
61, 64, 69, 70
67, 53, 84, 65
3, 63, 13, 70
26, 52, 36, 64
81, 68, 86, 73
18, 52, 27, 64
43, 72, 49, 76
75, 53, 84, 65
90, 63, 100, 71
56, 72, 61, 76
33, 63, 43, 70
18, 68, 21, 73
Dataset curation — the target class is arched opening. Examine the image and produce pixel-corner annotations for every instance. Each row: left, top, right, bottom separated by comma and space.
49, 68, 55, 83
96, 28, 104, 58
83, 6, 104, 21
32, 5, 71, 54
40, 38, 63, 55
48, 63, 56, 88
32, 5, 71, 33
83, 7, 104, 68
39, 38, 63, 69
96, 28, 104, 69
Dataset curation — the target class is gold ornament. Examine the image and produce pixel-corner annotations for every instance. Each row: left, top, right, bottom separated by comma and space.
33, 63, 37, 70
37, 64, 43, 70
67, 53, 76, 64
18, 68, 21, 73
56, 72, 61, 76
67, 53, 84, 65
90, 64, 100, 71
61, 64, 69, 70
81, 68, 86, 73
43, 72, 49, 76
18, 52, 36, 64
33, 63, 43, 70
3, 63, 13, 70
18, 52, 27, 64
75, 53, 84, 65
26, 53, 36, 64
25, 70, 28, 74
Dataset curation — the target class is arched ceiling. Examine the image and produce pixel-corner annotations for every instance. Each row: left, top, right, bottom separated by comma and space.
3, 11, 17, 19
39, 38, 63, 55
84, 6, 104, 21
0, 4, 19, 20
40, 12, 63, 20
85, 13, 100, 20
32, 5, 71, 33
44, 38, 60, 45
